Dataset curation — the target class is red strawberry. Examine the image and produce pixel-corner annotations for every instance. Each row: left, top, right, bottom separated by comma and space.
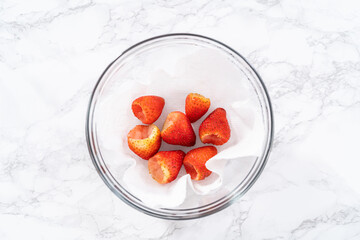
132, 96, 165, 124
127, 124, 161, 160
183, 146, 217, 180
148, 150, 185, 184
199, 108, 231, 145
185, 93, 210, 123
161, 111, 196, 146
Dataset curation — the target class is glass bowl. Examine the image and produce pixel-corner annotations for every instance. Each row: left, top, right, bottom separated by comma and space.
86, 33, 273, 220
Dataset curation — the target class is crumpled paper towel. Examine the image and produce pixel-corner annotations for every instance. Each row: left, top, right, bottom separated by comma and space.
96, 48, 265, 208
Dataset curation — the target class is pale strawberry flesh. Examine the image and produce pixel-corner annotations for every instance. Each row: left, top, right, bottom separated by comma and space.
128, 125, 154, 139
148, 157, 165, 183
200, 133, 224, 145
183, 161, 198, 180
132, 104, 145, 122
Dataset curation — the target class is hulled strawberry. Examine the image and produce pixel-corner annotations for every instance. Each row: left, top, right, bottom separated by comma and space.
183, 146, 217, 180
185, 93, 210, 123
148, 150, 185, 184
132, 95, 165, 124
199, 108, 231, 145
161, 111, 196, 146
127, 124, 161, 160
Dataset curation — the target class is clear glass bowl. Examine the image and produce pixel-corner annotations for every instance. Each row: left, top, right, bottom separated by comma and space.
86, 34, 273, 220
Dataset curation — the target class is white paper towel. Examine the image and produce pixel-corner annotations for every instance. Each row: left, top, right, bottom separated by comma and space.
95, 48, 265, 208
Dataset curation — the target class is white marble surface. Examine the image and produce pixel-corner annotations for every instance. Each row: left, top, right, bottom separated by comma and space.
1, 0, 360, 239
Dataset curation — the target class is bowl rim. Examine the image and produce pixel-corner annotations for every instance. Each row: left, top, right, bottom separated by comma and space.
86, 33, 274, 220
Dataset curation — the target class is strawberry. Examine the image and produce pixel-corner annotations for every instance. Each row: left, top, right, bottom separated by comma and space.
183, 146, 217, 180
132, 96, 165, 124
127, 124, 161, 160
148, 150, 185, 184
185, 93, 210, 123
199, 108, 231, 145
161, 111, 196, 146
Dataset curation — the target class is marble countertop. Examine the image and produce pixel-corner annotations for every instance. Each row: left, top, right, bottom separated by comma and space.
1, 0, 360, 239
